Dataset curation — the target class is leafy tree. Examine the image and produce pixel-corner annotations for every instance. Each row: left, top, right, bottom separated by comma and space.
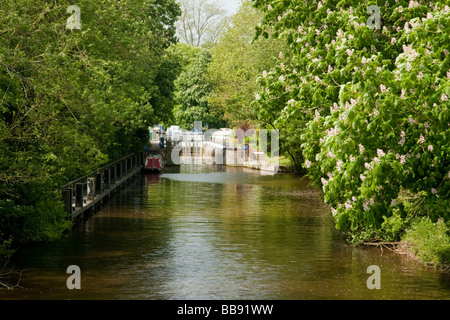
173, 46, 224, 129
0, 0, 181, 255
252, 0, 449, 241
208, 0, 287, 128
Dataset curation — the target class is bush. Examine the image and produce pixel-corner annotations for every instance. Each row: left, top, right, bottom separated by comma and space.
0, 236, 14, 261
0, 184, 72, 248
403, 217, 450, 269
379, 210, 409, 242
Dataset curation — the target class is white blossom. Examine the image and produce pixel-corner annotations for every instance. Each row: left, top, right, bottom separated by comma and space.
345, 201, 352, 209
331, 207, 337, 216
305, 160, 312, 168
406, 62, 412, 71
359, 144, 365, 155
408, 1, 420, 9
336, 160, 343, 173
327, 172, 334, 181
330, 102, 339, 113
404, 23, 411, 33
417, 135, 425, 144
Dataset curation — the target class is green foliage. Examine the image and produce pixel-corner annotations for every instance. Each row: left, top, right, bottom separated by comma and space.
0, 236, 14, 261
0, 190, 71, 244
0, 0, 181, 254
173, 46, 225, 129
403, 217, 450, 269
177, 50, 213, 110
208, 0, 286, 127
379, 210, 408, 242
252, 0, 450, 240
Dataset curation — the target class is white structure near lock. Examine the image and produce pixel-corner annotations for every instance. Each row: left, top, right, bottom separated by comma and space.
170, 122, 279, 174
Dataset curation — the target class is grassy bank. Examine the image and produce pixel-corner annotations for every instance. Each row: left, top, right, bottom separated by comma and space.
363, 204, 450, 271
399, 217, 450, 271
329, 189, 450, 271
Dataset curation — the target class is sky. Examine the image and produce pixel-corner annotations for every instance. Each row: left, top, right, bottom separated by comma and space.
217, 0, 243, 14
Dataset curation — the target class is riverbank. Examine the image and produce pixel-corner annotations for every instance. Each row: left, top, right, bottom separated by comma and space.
362, 239, 450, 273
359, 217, 450, 273
292, 175, 450, 273
266, 166, 450, 273
397, 218, 450, 272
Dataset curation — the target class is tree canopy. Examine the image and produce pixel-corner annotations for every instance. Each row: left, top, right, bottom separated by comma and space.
0, 0, 181, 253
172, 45, 225, 130
251, 0, 449, 241
208, 0, 286, 128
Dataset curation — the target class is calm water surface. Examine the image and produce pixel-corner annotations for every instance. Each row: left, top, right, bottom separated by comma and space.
2, 165, 450, 300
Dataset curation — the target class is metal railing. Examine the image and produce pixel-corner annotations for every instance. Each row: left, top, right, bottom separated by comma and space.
60, 153, 144, 217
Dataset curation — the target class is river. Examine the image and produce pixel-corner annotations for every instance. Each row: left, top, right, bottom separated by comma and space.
1, 165, 449, 300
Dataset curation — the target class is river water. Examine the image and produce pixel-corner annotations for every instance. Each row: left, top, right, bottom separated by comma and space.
1, 165, 449, 300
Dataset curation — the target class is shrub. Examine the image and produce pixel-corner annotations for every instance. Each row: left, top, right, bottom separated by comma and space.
0, 236, 14, 261
403, 217, 450, 269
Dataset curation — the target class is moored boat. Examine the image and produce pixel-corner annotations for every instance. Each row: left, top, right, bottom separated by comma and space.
144, 154, 164, 172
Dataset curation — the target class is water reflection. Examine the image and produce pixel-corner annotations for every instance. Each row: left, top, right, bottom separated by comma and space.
1, 165, 449, 300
